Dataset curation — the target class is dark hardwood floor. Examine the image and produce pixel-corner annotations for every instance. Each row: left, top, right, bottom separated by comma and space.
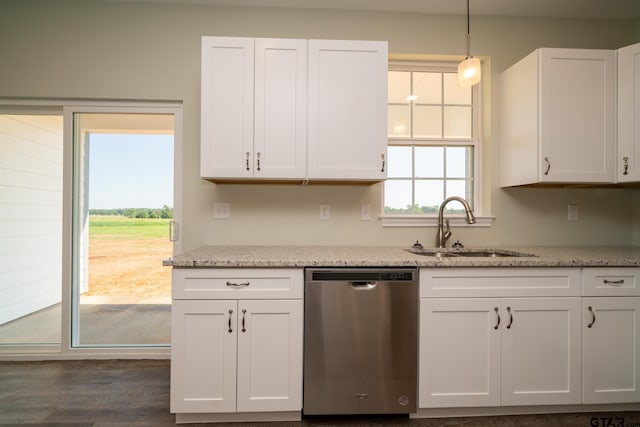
0, 359, 638, 426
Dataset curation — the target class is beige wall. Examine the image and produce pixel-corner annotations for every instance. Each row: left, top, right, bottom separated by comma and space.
1, 0, 637, 251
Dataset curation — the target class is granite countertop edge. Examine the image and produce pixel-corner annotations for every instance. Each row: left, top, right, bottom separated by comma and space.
163, 245, 640, 268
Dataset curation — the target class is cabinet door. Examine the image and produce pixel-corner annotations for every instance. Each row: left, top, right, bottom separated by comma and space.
201, 36, 254, 178
170, 300, 238, 413
419, 298, 501, 408
501, 297, 582, 406
539, 48, 615, 183
236, 299, 303, 412
583, 297, 640, 404
307, 39, 388, 180
254, 38, 307, 179
618, 42, 640, 182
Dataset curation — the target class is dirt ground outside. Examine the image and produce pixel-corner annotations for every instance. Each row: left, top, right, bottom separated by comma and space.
87, 237, 172, 298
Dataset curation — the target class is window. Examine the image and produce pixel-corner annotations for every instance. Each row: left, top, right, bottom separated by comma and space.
384, 62, 481, 219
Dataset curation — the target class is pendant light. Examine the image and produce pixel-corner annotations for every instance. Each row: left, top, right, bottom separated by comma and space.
458, 0, 481, 87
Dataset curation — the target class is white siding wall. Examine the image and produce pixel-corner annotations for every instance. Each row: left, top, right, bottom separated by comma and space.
0, 115, 63, 325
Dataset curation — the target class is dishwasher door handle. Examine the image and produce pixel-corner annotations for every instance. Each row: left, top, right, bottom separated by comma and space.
349, 281, 377, 289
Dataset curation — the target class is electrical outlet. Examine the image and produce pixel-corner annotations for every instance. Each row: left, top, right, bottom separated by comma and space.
320, 204, 330, 220
360, 204, 372, 221
213, 202, 231, 219
568, 205, 578, 221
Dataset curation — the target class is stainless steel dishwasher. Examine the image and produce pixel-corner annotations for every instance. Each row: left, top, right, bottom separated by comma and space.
303, 268, 418, 415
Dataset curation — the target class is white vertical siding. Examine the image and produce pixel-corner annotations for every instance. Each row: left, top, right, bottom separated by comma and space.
0, 115, 63, 325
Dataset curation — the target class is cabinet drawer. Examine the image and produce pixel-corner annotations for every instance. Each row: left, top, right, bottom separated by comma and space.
582, 267, 640, 296
172, 268, 303, 299
420, 268, 580, 297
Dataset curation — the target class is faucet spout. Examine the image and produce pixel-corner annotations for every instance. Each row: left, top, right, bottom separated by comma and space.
436, 196, 476, 248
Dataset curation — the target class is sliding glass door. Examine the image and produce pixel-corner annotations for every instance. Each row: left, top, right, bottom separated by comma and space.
0, 114, 63, 346
71, 112, 176, 347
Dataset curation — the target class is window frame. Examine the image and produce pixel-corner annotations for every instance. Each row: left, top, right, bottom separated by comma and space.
382, 60, 490, 228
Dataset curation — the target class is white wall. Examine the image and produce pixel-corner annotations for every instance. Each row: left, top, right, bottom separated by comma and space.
0, 115, 63, 324
0, 0, 637, 251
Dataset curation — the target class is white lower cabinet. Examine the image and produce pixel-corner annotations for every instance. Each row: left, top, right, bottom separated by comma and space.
419, 298, 501, 408
420, 297, 581, 408
582, 267, 640, 404
500, 297, 582, 406
170, 268, 303, 422
419, 268, 582, 409
582, 297, 640, 404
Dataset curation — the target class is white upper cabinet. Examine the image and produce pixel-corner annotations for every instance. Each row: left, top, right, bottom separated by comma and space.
201, 37, 307, 180
500, 48, 616, 186
201, 37, 388, 182
201, 37, 254, 179
307, 40, 388, 180
617, 42, 640, 182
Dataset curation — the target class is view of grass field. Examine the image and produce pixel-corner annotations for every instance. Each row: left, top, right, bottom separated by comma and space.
87, 215, 172, 299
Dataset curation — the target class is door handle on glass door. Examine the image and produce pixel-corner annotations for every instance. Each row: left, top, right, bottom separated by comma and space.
169, 220, 179, 242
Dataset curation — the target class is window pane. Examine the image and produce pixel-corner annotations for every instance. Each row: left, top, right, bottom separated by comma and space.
72, 113, 174, 347
387, 146, 412, 178
443, 106, 472, 139
0, 115, 63, 345
415, 146, 443, 178
388, 105, 411, 137
413, 105, 441, 138
384, 180, 413, 212
443, 73, 472, 104
446, 180, 470, 201
388, 71, 411, 103
415, 180, 443, 213
413, 72, 441, 104
446, 146, 472, 178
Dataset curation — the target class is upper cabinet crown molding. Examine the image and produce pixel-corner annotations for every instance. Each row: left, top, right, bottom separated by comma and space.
200, 36, 388, 183
499, 48, 616, 187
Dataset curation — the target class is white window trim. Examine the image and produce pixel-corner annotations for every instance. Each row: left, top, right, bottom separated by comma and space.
381, 60, 491, 228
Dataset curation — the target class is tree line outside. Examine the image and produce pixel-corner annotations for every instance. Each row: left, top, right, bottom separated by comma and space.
89, 206, 173, 219
384, 204, 466, 214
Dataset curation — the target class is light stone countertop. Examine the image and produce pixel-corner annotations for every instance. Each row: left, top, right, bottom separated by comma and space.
164, 245, 640, 268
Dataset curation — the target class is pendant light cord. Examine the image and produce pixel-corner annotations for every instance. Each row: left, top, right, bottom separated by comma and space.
466, 0, 471, 58
467, 0, 470, 35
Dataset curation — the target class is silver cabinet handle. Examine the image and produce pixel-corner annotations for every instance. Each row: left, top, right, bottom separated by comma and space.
623, 156, 629, 175
493, 307, 500, 330
506, 306, 513, 329
587, 306, 596, 328
380, 153, 385, 173
603, 279, 625, 286
245, 152, 250, 171
241, 309, 247, 332
544, 157, 551, 175
228, 309, 234, 333
256, 152, 261, 171
226, 281, 250, 287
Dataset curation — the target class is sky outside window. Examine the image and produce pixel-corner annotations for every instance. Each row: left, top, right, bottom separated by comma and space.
88, 134, 173, 209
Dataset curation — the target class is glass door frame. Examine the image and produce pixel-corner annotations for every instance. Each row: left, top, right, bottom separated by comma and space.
0, 99, 181, 359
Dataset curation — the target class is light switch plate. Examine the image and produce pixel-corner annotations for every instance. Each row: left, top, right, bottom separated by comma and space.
320, 204, 330, 220
214, 202, 231, 219
568, 205, 578, 221
360, 204, 372, 221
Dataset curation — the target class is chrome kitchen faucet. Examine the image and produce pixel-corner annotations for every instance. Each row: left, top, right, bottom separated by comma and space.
436, 196, 476, 248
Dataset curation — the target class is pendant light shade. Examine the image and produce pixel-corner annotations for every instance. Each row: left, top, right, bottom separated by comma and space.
458, 0, 481, 88
458, 56, 481, 87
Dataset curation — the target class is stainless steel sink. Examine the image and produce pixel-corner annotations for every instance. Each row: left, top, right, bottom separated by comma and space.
406, 248, 534, 258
